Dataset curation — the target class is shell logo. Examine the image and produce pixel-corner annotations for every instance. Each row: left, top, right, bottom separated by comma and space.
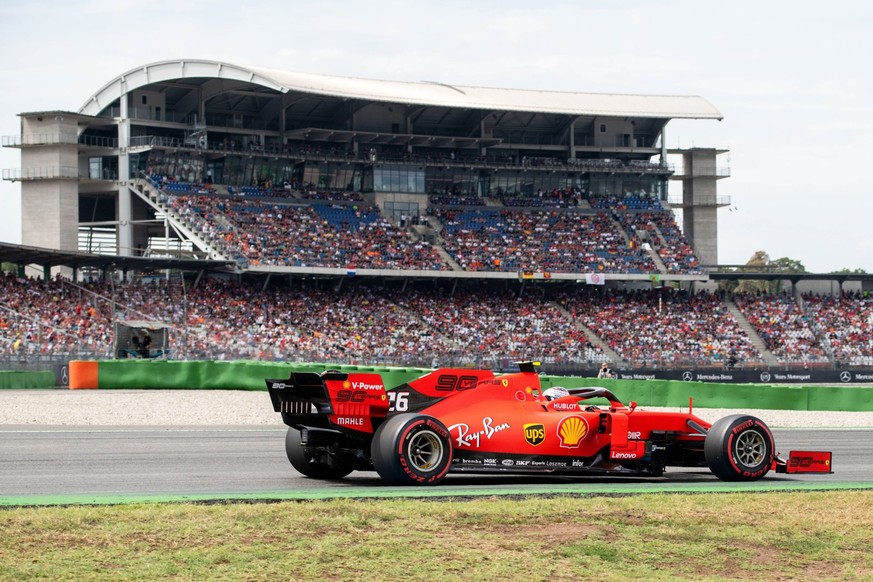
343, 380, 351, 388
557, 416, 589, 448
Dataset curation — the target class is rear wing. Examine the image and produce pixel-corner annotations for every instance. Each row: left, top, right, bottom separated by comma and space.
267, 370, 390, 434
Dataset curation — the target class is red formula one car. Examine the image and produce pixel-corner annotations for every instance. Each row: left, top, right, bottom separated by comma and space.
266, 363, 832, 485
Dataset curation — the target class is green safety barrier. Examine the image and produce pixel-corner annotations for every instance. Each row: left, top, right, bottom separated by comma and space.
77, 360, 873, 412
0, 370, 56, 389
91, 360, 430, 392
540, 375, 873, 412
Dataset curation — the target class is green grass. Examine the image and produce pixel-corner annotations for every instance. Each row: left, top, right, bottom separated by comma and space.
0, 491, 870, 581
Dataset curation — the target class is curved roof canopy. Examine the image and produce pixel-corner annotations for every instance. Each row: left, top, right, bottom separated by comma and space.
80, 59, 722, 120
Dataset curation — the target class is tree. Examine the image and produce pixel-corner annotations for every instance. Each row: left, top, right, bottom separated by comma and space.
829, 267, 868, 275
745, 250, 770, 270
735, 251, 770, 295
770, 257, 806, 274
735, 251, 805, 295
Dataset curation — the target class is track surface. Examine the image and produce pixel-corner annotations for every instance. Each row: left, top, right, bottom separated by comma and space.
0, 426, 868, 503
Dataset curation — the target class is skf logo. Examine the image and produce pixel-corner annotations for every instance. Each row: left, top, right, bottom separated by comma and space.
557, 416, 589, 448
523, 423, 545, 446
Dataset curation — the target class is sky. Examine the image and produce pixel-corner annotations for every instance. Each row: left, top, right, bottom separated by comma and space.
1, 0, 871, 273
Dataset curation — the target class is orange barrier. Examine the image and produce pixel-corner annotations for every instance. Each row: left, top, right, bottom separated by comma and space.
68, 360, 99, 389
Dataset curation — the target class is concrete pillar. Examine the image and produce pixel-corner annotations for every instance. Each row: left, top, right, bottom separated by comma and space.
680, 149, 721, 266
660, 126, 667, 166
569, 119, 575, 157
117, 97, 132, 256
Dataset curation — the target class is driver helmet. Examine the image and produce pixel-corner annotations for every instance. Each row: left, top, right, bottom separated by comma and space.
542, 386, 570, 401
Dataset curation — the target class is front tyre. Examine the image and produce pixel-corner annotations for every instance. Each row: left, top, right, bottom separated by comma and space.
704, 415, 774, 481
285, 428, 353, 480
371, 414, 453, 485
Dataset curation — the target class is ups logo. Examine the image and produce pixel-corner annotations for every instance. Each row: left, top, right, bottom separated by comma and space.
524, 423, 545, 446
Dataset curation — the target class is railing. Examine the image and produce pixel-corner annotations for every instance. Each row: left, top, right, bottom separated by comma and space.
667, 194, 731, 207
2, 134, 118, 149
0, 302, 102, 358
99, 106, 182, 123
78, 241, 118, 255
135, 177, 238, 263
0, 355, 87, 372
2, 133, 79, 147
129, 135, 190, 149
670, 166, 731, 178
132, 136, 674, 176
201, 114, 270, 131
79, 135, 118, 148
2, 166, 79, 181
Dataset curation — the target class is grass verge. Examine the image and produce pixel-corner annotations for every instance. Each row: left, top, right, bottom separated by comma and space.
1, 490, 870, 581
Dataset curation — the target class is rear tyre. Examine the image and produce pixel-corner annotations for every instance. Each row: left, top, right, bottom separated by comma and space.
704, 414, 774, 481
371, 414, 453, 485
285, 427, 353, 480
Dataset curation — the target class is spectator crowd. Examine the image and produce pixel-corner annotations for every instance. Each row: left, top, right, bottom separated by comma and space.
147, 176, 702, 276
2, 272, 870, 371
561, 288, 759, 367
803, 292, 873, 366
434, 208, 656, 273
734, 293, 829, 364
4, 178, 864, 369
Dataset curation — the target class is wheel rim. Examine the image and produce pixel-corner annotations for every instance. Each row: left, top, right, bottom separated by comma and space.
407, 429, 444, 472
734, 429, 766, 467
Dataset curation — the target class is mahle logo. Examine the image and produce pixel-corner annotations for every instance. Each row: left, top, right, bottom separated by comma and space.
523, 423, 545, 446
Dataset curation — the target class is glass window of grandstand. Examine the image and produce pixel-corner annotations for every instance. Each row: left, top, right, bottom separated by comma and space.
373, 164, 425, 194
129, 153, 148, 179
488, 173, 535, 198
384, 201, 419, 225
89, 157, 118, 180
146, 151, 202, 183
215, 157, 287, 188
488, 173, 584, 202
251, 160, 281, 188
588, 175, 664, 203
426, 168, 482, 198
302, 163, 361, 192
89, 157, 102, 180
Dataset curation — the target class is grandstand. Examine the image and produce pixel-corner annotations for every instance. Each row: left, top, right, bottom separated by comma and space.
1, 271, 871, 379
2, 59, 726, 279
2, 59, 872, 380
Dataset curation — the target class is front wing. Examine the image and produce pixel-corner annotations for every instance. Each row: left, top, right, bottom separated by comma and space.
773, 450, 833, 474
